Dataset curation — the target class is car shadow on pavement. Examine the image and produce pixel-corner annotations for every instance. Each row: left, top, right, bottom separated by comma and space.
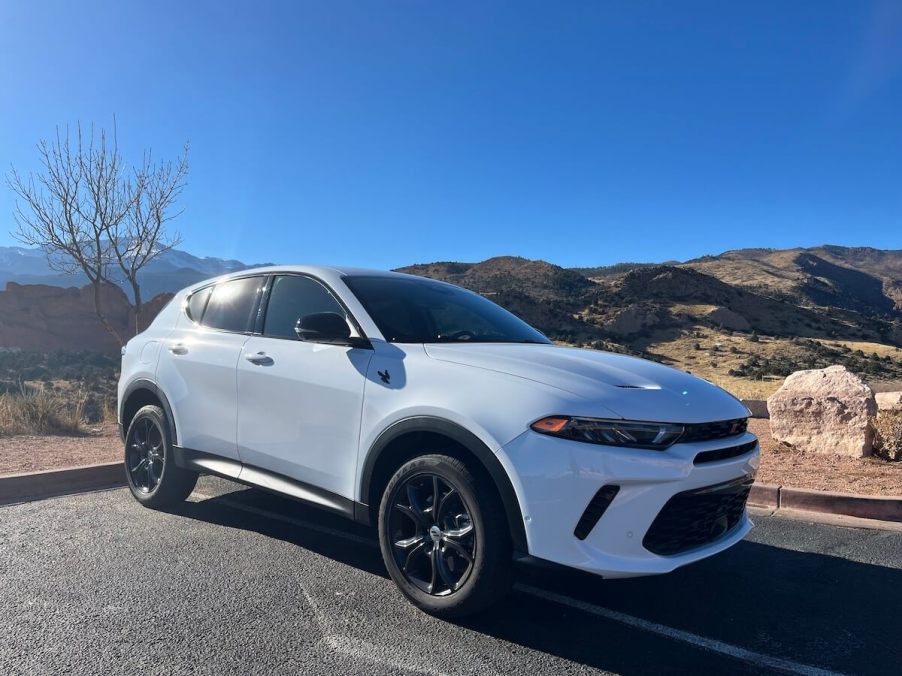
169, 484, 902, 676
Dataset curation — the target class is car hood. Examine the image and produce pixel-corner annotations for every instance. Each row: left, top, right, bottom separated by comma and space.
424, 343, 750, 424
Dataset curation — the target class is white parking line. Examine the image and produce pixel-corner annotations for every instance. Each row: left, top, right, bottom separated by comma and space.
515, 584, 843, 676
195, 491, 845, 676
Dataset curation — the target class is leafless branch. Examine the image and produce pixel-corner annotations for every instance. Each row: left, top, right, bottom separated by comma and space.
6, 121, 190, 344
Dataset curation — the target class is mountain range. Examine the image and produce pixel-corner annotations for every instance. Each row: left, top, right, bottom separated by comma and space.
2, 243, 902, 394
0, 245, 260, 300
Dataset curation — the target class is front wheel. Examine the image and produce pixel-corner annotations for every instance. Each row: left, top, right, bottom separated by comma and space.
124, 404, 197, 509
378, 454, 512, 617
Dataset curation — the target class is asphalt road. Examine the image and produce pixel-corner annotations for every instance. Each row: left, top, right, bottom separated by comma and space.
1, 476, 900, 675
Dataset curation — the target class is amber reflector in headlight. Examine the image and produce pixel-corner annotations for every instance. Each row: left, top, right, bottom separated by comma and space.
530, 416, 685, 450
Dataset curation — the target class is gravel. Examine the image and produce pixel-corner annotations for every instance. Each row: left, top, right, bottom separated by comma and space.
0, 425, 120, 476
750, 418, 902, 495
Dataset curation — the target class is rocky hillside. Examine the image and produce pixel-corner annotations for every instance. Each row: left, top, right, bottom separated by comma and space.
399, 256, 902, 345
0, 282, 171, 353
682, 246, 902, 314
578, 246, 902, 316
398, 251, 902, 392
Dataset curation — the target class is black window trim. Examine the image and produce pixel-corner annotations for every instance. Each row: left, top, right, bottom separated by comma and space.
184, 273, 268, 335
253, 271, 372, 347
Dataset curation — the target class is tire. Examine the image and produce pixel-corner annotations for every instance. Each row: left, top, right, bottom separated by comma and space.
124, 404, 197, 509
378, 454, 512, 618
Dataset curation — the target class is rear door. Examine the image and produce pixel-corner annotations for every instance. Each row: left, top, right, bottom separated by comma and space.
155, 275, 265, 462
236, 273, 373, 498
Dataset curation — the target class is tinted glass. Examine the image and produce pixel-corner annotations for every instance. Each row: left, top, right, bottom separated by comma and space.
202, 276, 262, 332
263, 275, 346, 339
344, 276, 550, 344
186, 286, 212, 322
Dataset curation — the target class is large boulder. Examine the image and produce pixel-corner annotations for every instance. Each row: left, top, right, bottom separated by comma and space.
767, 365, 877, 457
875, 391, 902, 412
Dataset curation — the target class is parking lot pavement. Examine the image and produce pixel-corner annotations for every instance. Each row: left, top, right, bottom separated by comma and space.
2, 477, 900, 676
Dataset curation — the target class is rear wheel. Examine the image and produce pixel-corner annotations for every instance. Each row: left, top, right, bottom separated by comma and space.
378, 454, 512, 617
124, 404, 197, 508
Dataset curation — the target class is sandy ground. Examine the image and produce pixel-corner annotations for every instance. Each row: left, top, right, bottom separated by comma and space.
750, 418, 902, 496
0, 424, 120, 476
1, 420, 900, 496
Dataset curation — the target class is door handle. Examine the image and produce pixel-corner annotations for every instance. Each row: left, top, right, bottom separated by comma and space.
245, 351, 274, 366
169, 343, 188, 355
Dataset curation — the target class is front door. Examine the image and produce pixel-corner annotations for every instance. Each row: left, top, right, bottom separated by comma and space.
236, 274, 373, 499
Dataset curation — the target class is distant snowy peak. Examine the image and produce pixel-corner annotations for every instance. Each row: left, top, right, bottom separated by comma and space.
0, 244, 268, 298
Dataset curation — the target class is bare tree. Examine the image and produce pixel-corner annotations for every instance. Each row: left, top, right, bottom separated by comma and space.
7, 121, 188, 345
110, 148, 188, 334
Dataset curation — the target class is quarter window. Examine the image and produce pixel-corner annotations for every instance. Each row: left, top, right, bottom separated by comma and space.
263, 275, 346, 339
186, 286, 212, 323
202, 276, 263, 332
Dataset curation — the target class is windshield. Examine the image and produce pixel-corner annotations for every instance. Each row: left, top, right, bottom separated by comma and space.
344, 275, 551, 345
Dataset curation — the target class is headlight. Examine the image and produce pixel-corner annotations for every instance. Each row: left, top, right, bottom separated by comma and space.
530, 416, 684, 449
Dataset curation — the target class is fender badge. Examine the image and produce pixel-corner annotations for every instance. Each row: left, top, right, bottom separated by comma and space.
377, 369, 391, 384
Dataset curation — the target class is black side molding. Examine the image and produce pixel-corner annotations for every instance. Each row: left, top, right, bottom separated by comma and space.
174, 447, 357, 520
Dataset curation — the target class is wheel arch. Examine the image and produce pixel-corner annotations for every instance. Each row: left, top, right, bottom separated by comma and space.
359, 416, 528, 554
120, 379, 178, 445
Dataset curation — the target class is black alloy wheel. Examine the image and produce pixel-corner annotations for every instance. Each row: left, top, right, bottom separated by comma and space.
388, 472, 476, 595
378, 454, 512, 617
126, 416, 165, 494
124, 404, 197, 508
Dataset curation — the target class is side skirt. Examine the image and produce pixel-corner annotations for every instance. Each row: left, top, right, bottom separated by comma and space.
172, 446, 359, 520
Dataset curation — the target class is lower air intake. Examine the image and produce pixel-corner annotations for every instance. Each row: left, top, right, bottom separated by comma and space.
574, 485, 620, 540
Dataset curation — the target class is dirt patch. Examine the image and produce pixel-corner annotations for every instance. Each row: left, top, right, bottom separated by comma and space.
750, 418, 902, 496
0, 424, 120, 476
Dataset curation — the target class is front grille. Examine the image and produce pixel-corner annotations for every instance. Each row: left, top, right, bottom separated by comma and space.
693, 440, 758, 465
573, 485, 620, 540
643, 476, 753, 556
681, 418, 747, 443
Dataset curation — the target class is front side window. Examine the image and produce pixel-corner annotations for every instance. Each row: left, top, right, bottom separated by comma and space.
202, 276, 263, 332
263, 275, 347, 339
344, 275, 550, 344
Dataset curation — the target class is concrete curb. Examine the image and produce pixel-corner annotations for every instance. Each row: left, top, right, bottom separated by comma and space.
0, 462, 125, 506
747, 482, 902, 523
748, 483, 781, 510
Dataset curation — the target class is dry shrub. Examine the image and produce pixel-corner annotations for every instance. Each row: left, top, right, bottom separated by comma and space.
872, 410, 902, 462
0, 385, 85, 437
101, 397, 119, 426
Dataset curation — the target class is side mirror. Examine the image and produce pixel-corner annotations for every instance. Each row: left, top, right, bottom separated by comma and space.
295, 312, 368, 347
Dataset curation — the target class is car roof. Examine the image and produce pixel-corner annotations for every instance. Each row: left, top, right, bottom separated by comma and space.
231, 264, 423, 279
183, 264, 443, 294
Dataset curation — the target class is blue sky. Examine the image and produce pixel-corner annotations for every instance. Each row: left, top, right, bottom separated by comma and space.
1, 1, 901, 269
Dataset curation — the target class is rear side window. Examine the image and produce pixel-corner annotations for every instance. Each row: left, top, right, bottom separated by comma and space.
186, 286, 212, 323
202, 277, 263, 332
263, 275, 346, 339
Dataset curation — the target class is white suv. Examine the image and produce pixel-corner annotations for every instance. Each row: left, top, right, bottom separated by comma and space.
118, 266, 759, 617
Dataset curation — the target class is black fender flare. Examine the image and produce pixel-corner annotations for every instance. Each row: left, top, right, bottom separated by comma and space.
359, 416, 528, 554
120, 379, 178, 446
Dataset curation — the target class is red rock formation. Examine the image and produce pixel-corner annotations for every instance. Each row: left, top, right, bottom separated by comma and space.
0, 282, 172, 353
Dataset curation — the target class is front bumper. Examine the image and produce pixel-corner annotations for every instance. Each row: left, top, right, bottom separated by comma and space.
500, 429, 760, 578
